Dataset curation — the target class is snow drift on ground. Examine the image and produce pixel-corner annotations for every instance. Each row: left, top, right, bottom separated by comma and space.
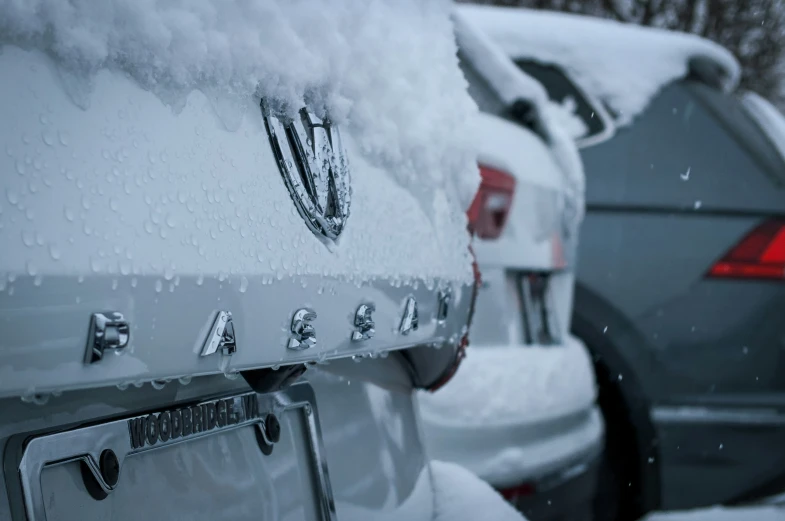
431, 461, 529, 521
645, 505, 785, 521
460, 4, 740, 126
419, 336, 596, 427
453, 11, 585, 229
0, 0, 481, 211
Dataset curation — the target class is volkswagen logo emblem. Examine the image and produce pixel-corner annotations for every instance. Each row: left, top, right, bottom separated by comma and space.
262, 101, 351, 240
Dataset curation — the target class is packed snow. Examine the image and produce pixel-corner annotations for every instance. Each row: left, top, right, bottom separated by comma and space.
418, 337, 601, 485
460, 5, 740, 125
419, 336, 596, 427
431, 461, 529, 521
0, 0, 480, 214
645, 505, 785, 521
0, 0, 481, 285
453, 11, 585, 230
332, 459, 529, 521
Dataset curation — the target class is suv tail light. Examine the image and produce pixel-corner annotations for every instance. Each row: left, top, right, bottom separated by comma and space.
708, 219, 785, 280
467, 164, 516, 240
427, 245, 482, 392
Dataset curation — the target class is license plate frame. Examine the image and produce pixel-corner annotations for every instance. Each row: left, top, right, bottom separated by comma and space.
6, 383, 336, 521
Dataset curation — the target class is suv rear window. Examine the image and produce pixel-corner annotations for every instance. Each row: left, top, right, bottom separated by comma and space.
515, 60, 611, 145
457, 51, 545, 140
686, 81, 785, 186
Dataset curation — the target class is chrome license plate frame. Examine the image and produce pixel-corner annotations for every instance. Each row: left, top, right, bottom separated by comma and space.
6, 382, 336, 521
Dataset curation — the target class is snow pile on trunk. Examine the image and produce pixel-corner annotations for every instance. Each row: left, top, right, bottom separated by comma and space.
460, 4, 740, 125
431, 461, 529, 521
0, 0, 480, 208
741, 91, 785, 166
419, 336, 596, 427
453, 11, 585, 229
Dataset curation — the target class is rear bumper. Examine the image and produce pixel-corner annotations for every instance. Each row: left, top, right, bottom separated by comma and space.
506, 441, 601, 521
417, 339, 601, 487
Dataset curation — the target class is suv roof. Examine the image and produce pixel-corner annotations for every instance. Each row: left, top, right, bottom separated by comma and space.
460, 4, 740, 126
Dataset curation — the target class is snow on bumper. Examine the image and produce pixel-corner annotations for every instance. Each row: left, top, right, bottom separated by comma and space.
417, 335, 601, 486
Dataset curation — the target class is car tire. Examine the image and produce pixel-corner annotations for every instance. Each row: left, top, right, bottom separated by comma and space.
593, 448, 622, 521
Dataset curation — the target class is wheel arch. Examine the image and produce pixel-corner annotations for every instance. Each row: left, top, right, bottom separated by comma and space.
571, 282, 662, 517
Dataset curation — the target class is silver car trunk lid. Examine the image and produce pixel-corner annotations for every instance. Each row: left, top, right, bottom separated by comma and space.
0, 46, 475, 399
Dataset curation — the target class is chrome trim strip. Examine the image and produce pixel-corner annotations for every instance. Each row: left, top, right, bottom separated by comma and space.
15, 382, 336, 521
651, 406, 785, 426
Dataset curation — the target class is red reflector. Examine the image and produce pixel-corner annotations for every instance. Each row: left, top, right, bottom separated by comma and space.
499, 481, 536, 500
708, 219, 785, 280
467, 165, 516, 240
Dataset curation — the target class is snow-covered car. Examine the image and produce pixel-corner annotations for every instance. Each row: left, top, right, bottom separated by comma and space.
0, 2, 535, 520
464, 4, 785, 521
417, 15, 602, 521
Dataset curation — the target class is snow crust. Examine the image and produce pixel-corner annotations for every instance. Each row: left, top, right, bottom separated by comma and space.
0, 0, 481, 285
419, 336, 596, 427
431, 461, 529, 521
461, 5, 740, 125
645, 505, 785, 521
466, 408, 602, 486
0, 0, 480, 211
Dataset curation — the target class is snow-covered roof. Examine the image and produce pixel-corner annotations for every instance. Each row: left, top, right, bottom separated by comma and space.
453, 11, 550, 109
453, 12, 585, 228
460, 4, 741, 125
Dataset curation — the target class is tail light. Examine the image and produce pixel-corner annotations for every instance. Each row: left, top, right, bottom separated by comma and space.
467, 164, 516, 240
499, 481, 536, 501
427, 244, 482, 392
708, 219, 785, 280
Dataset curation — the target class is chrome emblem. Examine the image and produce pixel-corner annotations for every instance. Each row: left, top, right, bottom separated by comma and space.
201, 310, 236, 357
262, 101, 351, 240
85, 311, 130, 364
288, 308, 317, 350
399, 297, 419, 335
352, 304, 376, 342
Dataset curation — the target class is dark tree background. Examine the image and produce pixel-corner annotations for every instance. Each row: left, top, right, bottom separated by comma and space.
460, 0, 785, 109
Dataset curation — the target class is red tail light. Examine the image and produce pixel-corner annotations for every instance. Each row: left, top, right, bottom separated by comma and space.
499, 481, 536, 501
427, 244, 482, 393
708, 219, 785, 280
467, 164, 516, 240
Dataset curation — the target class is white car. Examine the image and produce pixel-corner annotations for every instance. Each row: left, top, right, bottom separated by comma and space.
0, 2, 528, 521
418, 14, 603, 521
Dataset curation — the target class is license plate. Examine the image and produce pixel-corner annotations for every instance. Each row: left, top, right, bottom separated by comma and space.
7, 384, 336, 521
520, 273, 561, 346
